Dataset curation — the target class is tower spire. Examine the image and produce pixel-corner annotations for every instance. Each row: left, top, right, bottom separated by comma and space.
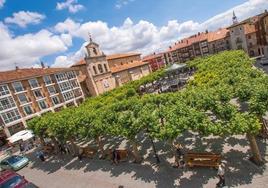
232, 11, 238, 24
88, 32, 93, 43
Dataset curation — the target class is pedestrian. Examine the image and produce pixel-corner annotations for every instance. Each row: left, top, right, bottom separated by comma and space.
36, 150, 45, 162
217, 162, 226, 187
112, 149, 119, 165
19, 143, 24, 154
174, 144, 184, 168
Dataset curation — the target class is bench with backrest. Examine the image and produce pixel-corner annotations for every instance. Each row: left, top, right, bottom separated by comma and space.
185, 152, 221, 168
81, 147, 97, 158
109, 149, 129, 162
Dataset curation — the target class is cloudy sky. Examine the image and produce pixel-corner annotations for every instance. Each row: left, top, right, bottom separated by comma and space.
0, 0, 268, 71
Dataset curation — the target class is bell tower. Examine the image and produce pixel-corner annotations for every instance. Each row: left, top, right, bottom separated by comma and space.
85, 33, 104, 58
84, 34, 116, 96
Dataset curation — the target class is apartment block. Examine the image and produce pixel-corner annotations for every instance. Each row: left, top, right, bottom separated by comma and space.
0, 67, 84, 137
165, 28, 230, 64
142, 53, 166, 72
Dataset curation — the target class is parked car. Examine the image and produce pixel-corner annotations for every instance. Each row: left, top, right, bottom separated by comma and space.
0, 169, 38, 188
260, 58, 268, 65
0, 155, 29, 171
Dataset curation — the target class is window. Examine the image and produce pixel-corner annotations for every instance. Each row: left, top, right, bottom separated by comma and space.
38, 100, 48, 110
0, 97, 16, 111
104, 64, 108, 72
59, 82, 72, 92
12, 82, 24, 93
93, 66, 97, 74
43, 75, 52, 85
62, 91, 74, 101
17, 93, 28, 104
0, 85, 10, 96
70, 80, 79, 88
1, 109, 21, 124
23, 105, 33, 115
67, 71, 76, 79
55, 73, 67, 82
248, 35, 252, 39
28, 79, 39, 88
98, 64, 103, 73
47, 86, 57, 95
51, 96, 60, 105
33, 89, 43, 99
93, 47, 97, 55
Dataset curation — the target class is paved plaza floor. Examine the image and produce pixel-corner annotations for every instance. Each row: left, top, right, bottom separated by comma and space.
17, 134, 268, 188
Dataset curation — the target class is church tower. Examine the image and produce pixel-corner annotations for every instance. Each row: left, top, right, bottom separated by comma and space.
84, 34, 116, 96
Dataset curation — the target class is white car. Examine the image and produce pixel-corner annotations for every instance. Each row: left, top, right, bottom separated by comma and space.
260, 58, 268, 65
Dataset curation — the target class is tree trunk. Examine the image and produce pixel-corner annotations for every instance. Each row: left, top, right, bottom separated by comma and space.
96, 136, 105, 158
169, 139, 179, 165
247, 133, 263, 165
51, 136, 59, 154
130, 140, 142, 163
39, 136, 45, 147
149, 136, 160, 163
69, 138, 77, 156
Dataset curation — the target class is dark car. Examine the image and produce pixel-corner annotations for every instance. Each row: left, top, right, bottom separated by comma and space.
0, 169, 38, 188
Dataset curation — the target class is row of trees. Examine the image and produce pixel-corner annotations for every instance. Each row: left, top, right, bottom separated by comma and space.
28, 50, 268, 165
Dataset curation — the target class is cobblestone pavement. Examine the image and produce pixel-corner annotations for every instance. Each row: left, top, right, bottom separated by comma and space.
17, 134, 268, 188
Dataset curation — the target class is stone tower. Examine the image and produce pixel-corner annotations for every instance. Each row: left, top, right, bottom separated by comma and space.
84, 35, 116, 96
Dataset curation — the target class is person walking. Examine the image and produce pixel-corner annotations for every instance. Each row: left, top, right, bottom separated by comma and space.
217, 162, 226, 187
36, 150, 45, 162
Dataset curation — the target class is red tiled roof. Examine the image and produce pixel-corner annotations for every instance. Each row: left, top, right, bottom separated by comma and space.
110, 60, 149, 73
142, 53, 163, 62
106, 53, 140, 60
0, 68, 75, 84
244, 23, 257, 35
207, 28, 229, 42
168, 32, 209, 52
72, 59, 86, 67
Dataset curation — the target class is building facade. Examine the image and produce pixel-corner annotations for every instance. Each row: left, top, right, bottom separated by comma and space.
164, 28, 230, 64
0, 67, 84, 137
142, 53, 166, 72
73, 39, 151, 96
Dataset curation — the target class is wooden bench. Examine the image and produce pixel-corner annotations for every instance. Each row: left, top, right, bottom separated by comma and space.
43, 145, 54, 155
81, 147, 97, 158
109, 149, 129, 162
185, 152, 221, 168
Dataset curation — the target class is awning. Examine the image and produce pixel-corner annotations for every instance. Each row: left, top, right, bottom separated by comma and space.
166, 63, 187, 72
7, 130, 34, 144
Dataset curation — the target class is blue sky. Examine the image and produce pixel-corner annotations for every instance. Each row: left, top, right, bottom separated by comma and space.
0, 0, 267, 70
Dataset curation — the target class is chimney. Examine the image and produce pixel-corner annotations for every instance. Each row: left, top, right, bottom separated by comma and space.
15, 66, 19, 70
169, 46, 172, 49
41, 61, 45, 68
265, 9, 268, 13
153, 52, 156, 55
198, 32, 200, 35
205, 30, 208, 34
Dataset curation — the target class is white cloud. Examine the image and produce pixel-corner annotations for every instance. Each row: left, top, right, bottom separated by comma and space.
115, 0, 135, 9
4, 11, 45, 28
0, 22, 68, 71
0, 0, 5, 8
52, 0, 268, 68
56, 0, 84, 13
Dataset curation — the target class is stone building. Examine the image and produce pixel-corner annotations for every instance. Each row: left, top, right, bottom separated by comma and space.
72, 38, 151, 96
0, 66, 84, 137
